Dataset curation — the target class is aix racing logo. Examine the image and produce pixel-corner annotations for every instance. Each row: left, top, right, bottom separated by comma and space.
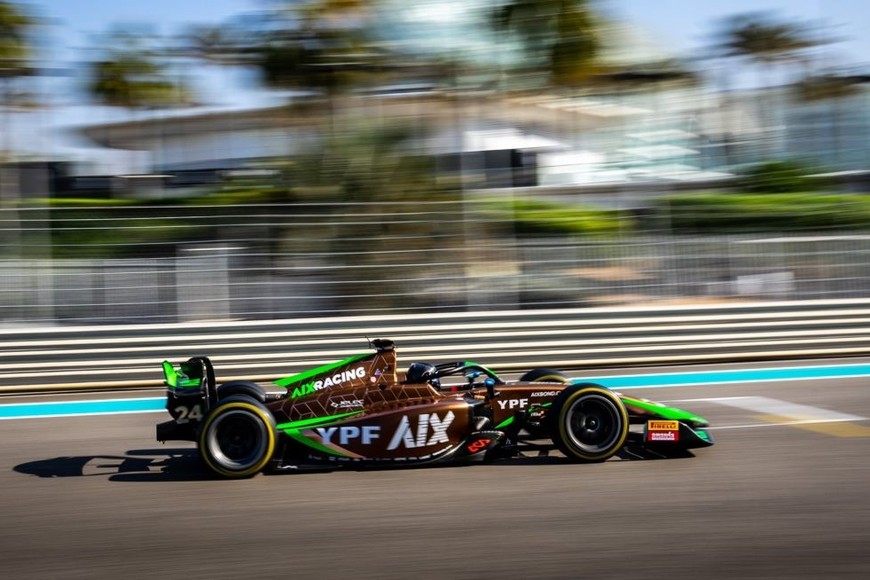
290, 367, 367, 398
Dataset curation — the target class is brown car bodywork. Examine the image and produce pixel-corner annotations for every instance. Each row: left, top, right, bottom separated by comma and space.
158, 340, 712, 471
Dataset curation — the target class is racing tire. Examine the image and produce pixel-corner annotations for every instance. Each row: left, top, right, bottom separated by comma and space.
198, 396, 276, 478
519, 368, 570, 383
217, 380, 267, 403
549, 383, 628, 462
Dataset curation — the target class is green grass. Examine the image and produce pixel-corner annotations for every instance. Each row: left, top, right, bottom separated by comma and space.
658, 192, 870, 233
483, 197, 633, 236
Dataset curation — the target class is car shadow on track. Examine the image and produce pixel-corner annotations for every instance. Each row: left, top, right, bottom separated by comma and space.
13, 444, 698, 481
480, 447, 696, 467
13, 448, 217, 482
263, 444, 699, 476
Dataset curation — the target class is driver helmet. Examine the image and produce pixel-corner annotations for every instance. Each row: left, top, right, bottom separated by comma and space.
406, 362, 440, 389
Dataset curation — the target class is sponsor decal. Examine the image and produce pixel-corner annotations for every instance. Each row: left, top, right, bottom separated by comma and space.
648, 431, 679, 442
497, 399, 529, 410
646, 420, 679, 442
467, 438, 492, 453
530, 391, 558, 397
648, 420, 680, 431
387, 411, 454, 450
315, 425, 380, 445
173, 403, 203, 424
329, 399, 364, 409
291, 367, 367, 398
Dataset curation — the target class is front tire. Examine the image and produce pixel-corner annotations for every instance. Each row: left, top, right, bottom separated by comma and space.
198, 397, 276, 478
549, 384, 628, 462
519, 368, 570, 383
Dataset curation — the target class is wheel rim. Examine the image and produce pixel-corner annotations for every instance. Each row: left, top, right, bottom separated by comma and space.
564, 394, 623, 454
206, 409, 269, 471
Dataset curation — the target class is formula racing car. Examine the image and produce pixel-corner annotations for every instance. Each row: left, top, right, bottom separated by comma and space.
157, 339, 713, 478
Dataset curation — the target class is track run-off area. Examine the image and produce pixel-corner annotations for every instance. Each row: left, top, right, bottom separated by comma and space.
2, 359, 869, 579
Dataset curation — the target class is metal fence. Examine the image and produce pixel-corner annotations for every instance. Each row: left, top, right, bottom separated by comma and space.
5, 300, 870, 393
4, 200, 870, 324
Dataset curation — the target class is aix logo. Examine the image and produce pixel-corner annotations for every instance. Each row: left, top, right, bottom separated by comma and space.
387, 411, 455, 450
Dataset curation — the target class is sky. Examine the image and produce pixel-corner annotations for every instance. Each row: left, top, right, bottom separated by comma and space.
609, 0, 870, 70
27, 0, 870, 102
9, 0, 870, 168
28, 0, 870, 64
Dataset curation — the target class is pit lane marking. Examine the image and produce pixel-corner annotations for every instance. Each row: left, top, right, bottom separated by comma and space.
0, 397, 164, 420
666, 396, 870, 437
2, 364, 869, 420
589, 364, 870, 390
707, 418, 870, 437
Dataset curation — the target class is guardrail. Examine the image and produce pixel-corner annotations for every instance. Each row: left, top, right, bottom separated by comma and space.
2, 299, 870, 394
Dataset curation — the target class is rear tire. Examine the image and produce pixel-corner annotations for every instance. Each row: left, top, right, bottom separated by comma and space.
198, 397, 276, 478
549, 384, 628, 462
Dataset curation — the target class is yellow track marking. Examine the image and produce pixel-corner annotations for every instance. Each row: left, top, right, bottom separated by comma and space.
755, 414, 870, 438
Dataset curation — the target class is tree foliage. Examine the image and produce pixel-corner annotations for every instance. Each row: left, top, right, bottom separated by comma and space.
88, 29, 192, 109
713, 12, 822, 66
490, 0, 600, 87
659, 192, 870, 234
191, 0, 381, 96
0, 1, 33, 75
738, 160, 819, 194
485, 196, 631, 237
1, 1, 36, 163
793, 73, 863, 103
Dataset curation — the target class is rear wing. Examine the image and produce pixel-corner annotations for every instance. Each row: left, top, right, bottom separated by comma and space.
162, 361, 201, 388
162, 356, 217, 394
158, 356, 219, 442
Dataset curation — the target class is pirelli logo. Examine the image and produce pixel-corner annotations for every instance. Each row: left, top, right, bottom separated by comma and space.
647, 420, 679, 431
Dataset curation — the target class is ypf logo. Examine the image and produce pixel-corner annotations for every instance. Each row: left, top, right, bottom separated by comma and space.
497, 399, 528, 410
315, 425, 380, 445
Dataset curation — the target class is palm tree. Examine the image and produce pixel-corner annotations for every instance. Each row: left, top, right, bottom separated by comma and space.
489, 0, 600, 90
715, 13, 817, 66
211, 1, 379, 98
181, 25, 239, 65
793, 73, 865, 169
88, 29, 193, 110
183, 0, 393, 160
87, 28, 194, 174
712, 12, 826, 157
0, 1, 35, 259
0, 1, 35, 157
0, 2, 32, 81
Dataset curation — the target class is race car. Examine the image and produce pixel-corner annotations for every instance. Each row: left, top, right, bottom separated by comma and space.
157, 339, 713, 478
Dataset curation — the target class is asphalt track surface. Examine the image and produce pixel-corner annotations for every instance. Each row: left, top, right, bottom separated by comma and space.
2, 360, 870, 579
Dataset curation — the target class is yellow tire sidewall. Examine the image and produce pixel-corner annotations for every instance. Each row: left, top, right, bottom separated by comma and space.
199, 401, 276, 478
557, 386, 628, 461
533, 374, 570, 384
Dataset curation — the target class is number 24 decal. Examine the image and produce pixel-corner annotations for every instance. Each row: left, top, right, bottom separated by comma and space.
174, 405, 203, 423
